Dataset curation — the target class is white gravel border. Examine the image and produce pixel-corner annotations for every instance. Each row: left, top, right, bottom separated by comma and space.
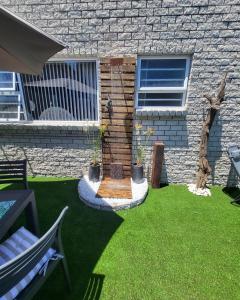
188, 183, 211, 196
78, 175, 148, 211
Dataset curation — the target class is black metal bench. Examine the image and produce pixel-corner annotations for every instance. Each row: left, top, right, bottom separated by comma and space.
0, 160, 28, 189
227, 145, 240, 203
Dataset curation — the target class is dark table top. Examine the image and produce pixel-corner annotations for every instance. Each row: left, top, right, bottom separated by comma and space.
0, 189, 32, 202
0, 190, 34, 240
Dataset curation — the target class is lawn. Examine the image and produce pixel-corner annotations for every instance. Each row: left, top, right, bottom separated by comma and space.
3, 178, 240, 300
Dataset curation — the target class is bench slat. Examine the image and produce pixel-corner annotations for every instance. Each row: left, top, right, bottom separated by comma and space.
0, 160, 27, 188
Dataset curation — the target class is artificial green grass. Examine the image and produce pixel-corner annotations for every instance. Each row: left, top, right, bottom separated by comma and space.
2, 178, 240, 299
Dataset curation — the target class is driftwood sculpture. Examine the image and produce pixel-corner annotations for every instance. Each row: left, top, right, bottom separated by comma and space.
196, 73, 228, 189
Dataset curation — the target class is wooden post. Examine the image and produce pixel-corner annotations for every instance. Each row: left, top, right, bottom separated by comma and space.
151, 142, 164, 188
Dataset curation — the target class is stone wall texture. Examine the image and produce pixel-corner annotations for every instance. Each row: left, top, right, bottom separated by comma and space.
0, 124, 98, 178
2, 0, 240, 185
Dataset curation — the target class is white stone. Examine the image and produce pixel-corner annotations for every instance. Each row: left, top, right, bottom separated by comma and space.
78, 175, 148, 211
187, 183, 211, 197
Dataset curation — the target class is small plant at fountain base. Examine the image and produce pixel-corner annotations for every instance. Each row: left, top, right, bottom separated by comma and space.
91, 125, 106, 166
88, 125, 107, 182
133, 124, 154, 184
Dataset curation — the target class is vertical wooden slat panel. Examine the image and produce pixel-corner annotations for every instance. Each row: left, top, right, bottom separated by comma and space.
100, 57, 136, 178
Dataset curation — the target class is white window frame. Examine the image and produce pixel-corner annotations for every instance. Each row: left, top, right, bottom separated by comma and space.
136, 56, 191, 109
0, 72, 16, 91
0, 94, 21, 121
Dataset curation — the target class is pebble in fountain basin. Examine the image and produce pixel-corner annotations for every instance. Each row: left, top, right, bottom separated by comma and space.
78, 175, 148, 211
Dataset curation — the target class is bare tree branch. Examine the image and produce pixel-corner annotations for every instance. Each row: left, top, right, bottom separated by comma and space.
203, 94, 213, 104
217, 71, 228, 102
196, 73, 228, 189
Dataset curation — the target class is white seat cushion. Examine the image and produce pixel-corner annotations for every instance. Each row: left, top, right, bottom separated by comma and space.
0, 227, 56, 300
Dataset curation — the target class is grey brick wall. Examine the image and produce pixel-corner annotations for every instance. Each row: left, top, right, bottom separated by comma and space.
2, 0, 240, 185
0, 124, 98, 178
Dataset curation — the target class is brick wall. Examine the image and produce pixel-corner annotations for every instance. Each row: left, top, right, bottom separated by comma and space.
2, 1, 240, 185
0, 124, 98, 177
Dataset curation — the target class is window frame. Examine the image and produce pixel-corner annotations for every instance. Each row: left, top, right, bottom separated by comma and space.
0, 72, 16, 91
0, 94, 21, 121
136, 55, 191, 110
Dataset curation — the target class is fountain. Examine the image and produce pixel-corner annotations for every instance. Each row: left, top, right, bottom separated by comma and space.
78, 57, 148, 211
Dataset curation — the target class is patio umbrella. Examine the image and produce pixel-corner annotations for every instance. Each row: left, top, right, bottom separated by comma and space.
0, 5, 66, 75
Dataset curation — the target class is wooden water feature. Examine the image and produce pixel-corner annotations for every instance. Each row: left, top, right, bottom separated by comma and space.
78, 57, 148, 210
97, 57, 136, 198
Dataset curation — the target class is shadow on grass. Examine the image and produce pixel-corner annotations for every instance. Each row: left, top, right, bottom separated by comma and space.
222, 186, 240, 206
1, 178, 123, 300
83, 274, 105, 300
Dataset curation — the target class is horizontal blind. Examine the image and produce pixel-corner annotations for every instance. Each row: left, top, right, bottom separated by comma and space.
0, 74, 25, 121
0, 72, 15, 90
140, 59, 186, 88
0, 94, 20, 120
21, 61, 98, 121
137, 57, 189, 108
138, 92, 183, 107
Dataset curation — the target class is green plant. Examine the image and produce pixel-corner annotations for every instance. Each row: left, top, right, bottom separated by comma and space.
134, 123, 154, 166
90, 124, 107, 166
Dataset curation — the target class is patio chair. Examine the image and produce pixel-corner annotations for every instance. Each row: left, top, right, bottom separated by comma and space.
0, 206, 71, 300
0, 159, 28, 189
227, 144, 240, 203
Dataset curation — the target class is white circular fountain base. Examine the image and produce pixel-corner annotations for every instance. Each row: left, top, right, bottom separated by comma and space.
78, 175, 148, 211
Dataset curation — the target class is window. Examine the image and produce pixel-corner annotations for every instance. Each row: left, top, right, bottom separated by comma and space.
136, 56, 191, 108
20, 60, 98, 121
0, 73, 25, 121
0, 72, 15, 90
0, 94, 21, 121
